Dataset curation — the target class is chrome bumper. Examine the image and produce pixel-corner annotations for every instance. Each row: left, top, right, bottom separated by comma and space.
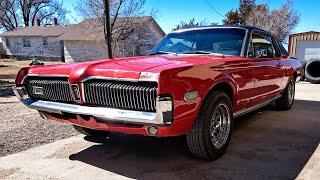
13, 86, 173, 125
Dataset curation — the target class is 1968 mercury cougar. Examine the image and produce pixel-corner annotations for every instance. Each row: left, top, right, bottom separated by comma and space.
14, 25, 302, 160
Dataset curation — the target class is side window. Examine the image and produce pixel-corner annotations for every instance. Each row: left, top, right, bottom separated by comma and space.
272, 38, 281, 57
276, 39, 289, 57
248, 32, 275, 59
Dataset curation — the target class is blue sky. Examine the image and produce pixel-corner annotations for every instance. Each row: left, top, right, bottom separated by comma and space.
64, 0, 320, 34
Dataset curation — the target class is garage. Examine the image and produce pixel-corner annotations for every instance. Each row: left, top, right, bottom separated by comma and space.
289, 31, 320, 62
289, 31, 320, 83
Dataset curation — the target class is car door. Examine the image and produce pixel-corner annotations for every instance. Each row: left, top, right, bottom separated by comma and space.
248, 31, 284, 105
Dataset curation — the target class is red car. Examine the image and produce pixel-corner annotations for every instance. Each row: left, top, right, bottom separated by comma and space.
14, 26, 302, 160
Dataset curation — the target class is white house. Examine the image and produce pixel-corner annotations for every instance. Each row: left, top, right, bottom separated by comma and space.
0, 25, 70, 61
0, 16, 165, 62
57, 16, 166, 63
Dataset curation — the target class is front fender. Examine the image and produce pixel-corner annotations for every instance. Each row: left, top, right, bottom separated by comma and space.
201, 73, 237, 106
161, 65, 237, 136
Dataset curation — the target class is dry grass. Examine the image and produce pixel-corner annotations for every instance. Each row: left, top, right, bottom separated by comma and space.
0, 59, 63, 82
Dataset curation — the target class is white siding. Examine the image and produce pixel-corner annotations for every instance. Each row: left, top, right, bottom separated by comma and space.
62, 20, 164, 63
64, 41, 108, 63
2, 36, 62, 60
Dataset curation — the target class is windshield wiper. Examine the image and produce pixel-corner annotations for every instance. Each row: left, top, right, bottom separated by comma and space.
182, 51, 224, 56
148, 51, 176, 56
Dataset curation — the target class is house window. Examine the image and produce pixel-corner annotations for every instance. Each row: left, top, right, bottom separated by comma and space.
134, 45, 140, 56
23, 38, 31, 47
42, 37, 48, 47
5, 38, 11, 48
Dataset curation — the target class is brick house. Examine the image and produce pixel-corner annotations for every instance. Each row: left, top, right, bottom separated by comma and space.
0, 16, 165, 62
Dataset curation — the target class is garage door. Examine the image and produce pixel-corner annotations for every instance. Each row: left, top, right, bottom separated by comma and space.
297, 40, 320, 62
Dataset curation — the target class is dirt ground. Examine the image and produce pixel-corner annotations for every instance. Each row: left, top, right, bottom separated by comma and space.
0, 95, 78, 157
0, 82, 319, 179
0, 59, 76, 157
0, 59, 62, 82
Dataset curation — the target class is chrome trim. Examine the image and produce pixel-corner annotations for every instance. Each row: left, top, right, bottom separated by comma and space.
83, 80, 158, 112
241, 29, 249, 57
21, 98, 173, 125
21, 74, 69, 84
26, 78, 74, 102
81, 83, 86, 102
172, 26, 249, 33
12, 86, 29, 100
21, 75, 28, 84
233, 95, 281, 118
81, 76, 158, 83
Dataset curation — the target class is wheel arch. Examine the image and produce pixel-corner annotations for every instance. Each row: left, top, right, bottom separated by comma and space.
201, 77, 237, 111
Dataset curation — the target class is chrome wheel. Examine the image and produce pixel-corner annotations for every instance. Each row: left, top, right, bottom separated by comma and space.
288, 80, 295, 104
210, 103, 231, 149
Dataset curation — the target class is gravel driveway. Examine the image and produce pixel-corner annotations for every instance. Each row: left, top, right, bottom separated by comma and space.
0, 85, 77, 157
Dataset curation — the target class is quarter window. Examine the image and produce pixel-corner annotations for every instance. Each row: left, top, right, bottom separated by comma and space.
23, 38, 31, 47
248, 32, 275, 58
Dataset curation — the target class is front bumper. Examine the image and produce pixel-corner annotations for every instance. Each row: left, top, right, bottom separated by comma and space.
13, 86, 173, 125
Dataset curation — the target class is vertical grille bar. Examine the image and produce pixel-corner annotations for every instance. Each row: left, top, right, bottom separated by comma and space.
26, 78, 74, 102
84, 80, 158, 112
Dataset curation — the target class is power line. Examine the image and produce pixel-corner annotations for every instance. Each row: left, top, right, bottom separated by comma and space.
203, 0, 225, 18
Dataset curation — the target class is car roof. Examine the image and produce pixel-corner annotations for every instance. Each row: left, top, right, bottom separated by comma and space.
171, 25, 270, 35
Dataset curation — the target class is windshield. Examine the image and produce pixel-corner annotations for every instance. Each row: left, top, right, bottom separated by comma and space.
150, 28, 246, 56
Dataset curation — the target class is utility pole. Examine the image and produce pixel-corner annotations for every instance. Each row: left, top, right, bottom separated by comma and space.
104, 0, 113, 59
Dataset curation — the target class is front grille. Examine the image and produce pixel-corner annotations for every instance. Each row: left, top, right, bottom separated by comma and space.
84, 80, 158, 112
26, 77, 74, 102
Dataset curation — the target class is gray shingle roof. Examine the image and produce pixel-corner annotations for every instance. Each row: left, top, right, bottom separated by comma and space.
0, 16, 165, 41
0, 25, 72, 37
57, 16, 165, 41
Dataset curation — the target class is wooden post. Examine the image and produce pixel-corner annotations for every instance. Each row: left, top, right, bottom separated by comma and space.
104, 0, 113, 59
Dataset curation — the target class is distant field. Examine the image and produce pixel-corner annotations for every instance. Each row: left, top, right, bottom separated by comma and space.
0, 59, 62, 82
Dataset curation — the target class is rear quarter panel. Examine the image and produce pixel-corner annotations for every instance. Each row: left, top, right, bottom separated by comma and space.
280, 57, 303, 89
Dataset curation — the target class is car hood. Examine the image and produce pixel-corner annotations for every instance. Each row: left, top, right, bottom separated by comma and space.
26, 55, 228, 83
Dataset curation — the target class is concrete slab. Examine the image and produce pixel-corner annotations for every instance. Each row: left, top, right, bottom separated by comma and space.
0, 82, 319, 179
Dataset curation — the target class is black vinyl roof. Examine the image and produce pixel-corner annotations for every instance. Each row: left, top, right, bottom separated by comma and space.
172, 24, 270, 35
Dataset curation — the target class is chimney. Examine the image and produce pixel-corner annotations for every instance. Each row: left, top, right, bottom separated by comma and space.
35, 18, 40, 26
53, 18, 58, 26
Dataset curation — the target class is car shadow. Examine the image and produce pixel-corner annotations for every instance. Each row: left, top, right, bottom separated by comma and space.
0, 80, 14, 97
69, 99, 320, 179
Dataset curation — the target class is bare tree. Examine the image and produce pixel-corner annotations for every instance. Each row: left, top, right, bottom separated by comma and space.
246, 0, 300, 42
0, 0, 68, 31
76, 0, 153, 56
173, 18, 218, 31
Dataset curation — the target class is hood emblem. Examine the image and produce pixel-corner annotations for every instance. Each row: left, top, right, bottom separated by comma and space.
33, 86, 44, 95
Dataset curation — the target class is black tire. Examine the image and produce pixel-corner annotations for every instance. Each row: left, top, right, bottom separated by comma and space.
275, 77, 295, 110
305, 59, 320, 84
186, 91, 233, 160
73, 125, 109, 137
